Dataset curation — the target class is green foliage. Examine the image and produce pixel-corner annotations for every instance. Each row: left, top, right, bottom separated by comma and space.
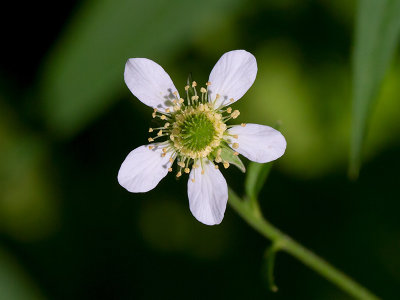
245, 161, 272, 201
350, 0, 400, 177
40, 0, 241, 138
0, 248, 44, 300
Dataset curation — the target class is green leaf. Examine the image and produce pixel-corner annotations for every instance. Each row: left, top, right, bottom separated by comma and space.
350, 0, 400, 177
219, 147, 245, 173
245, 161, 272, 200
40, 0, 242, 138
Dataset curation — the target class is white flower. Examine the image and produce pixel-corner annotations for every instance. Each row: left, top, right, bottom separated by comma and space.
118, 50, 286, 225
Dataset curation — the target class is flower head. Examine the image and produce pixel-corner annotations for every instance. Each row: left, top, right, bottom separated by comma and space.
118, 50, 286, 225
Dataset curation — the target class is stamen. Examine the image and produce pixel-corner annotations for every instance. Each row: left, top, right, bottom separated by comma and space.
226, 107, 232, 113
200, 87, 207, 93
232, 143, 239, 149
223, 162, 230, 169
176, 171, 182, 177
206, 81, 211, 86
157, 130, 163, 137
148, 128, 153, 132
148, 138, 154, 142
168, 167, 173, 172
148, 146, 154, 150
231, 110, 240, 119
184, 168, 190, 174
191, 81, 197, 87
233, 151, 239, 156
241, 123, 246, 127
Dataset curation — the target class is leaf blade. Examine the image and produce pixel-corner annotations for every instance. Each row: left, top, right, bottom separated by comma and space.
350, 0, 400, 177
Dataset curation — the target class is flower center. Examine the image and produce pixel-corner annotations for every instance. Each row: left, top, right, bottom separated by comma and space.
179, 113, 215, 150
146, 80, 243, 178
171, 104, 226, 159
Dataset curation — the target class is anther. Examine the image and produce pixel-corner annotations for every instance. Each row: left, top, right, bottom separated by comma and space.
168, 168, 173, 172
229, 98, 234, 103
214, 165, 219, 169
179, 98, 184, 104
241, 123, 246, 127
148, 146, 154, 150
173, 91, 178, 96
184, 168, 190, 174
169, 158, 174, 163
206, 81, 211, 86
177, 162, 185, 168
164, 122, 170, 128
160, 115, 167, 120
201, 169, 205, 175
233, 143, 239, 149
223, 162, 230, 169
215, 94, 220, 99
161, 153, 166, 157
192, 81, 197, 87
152, 112, 156, 118
157, 130, 163, 137
165, 108, 170, 113
148, 138, 154, 142
226, 107, 232, 113
176, 171, 182, 177
231, 110, 240, 119
200, 87, 207, 93
233, 134, 238, 139
162, 148, 168, 153
191, 178, 195, 183
148, 128, 153, 132
185, 85, 190, 91
191, 96, 199, 101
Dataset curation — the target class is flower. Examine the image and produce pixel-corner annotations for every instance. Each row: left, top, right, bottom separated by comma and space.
118, 50, 286, 225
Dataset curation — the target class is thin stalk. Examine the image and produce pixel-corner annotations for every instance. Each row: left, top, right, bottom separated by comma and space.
228, 188, 380, 300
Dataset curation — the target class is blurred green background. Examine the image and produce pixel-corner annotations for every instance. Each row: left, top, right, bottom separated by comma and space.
1, 0, 399, 299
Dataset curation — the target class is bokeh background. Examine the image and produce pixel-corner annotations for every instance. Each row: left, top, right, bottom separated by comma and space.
1, 0, 400, 299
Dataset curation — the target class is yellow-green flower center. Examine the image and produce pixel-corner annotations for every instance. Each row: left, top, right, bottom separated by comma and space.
171, 103, 226, 159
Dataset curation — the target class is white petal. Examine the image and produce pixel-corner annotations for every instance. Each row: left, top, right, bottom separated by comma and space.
187, 160, 228, 225
208, 50, 257, 108
228, 124, 286, 163
124, 58, 179, 112
118, 144, 171, 193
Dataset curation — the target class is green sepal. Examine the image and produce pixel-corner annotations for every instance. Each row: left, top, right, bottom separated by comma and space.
220, 147, 246, 173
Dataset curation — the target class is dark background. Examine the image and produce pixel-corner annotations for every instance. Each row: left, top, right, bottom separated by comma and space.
1, 0, 399, 299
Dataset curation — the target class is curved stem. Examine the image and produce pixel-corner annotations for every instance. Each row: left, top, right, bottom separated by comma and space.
228, 188, 380, 300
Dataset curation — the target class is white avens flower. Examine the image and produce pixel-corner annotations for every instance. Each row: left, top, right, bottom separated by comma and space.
118, 50, 286, 225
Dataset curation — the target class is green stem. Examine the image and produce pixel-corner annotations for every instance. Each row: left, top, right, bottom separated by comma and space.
228, 188, 380, 300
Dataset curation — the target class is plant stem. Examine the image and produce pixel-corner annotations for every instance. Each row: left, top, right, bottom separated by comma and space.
228, 188, 380, 300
